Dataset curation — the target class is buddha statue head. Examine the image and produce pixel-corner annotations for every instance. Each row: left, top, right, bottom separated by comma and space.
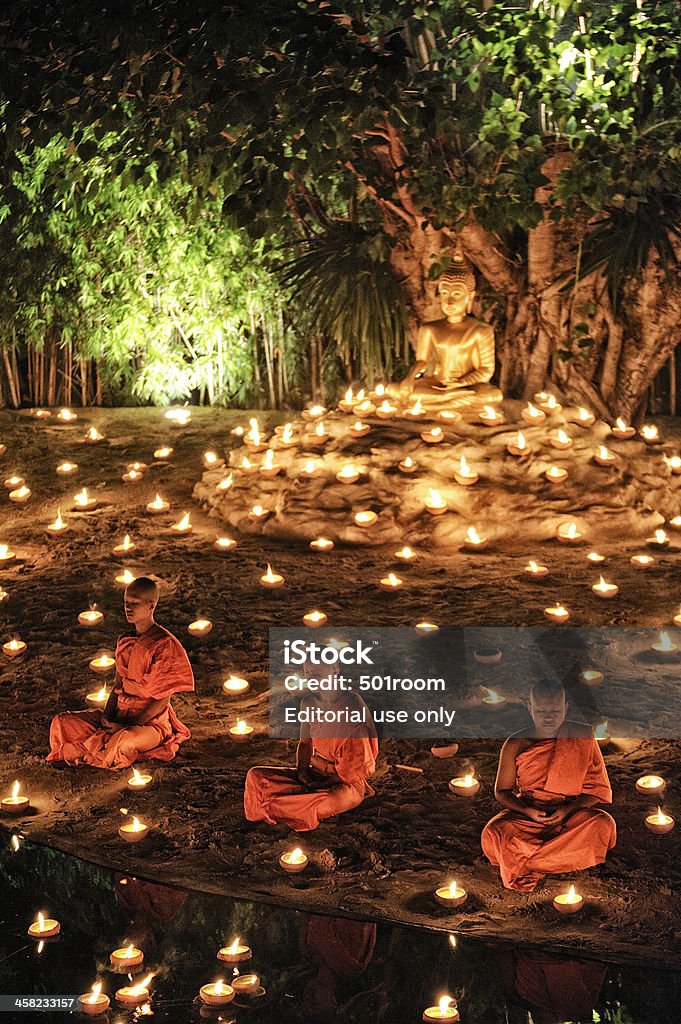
436, 244, 477, 322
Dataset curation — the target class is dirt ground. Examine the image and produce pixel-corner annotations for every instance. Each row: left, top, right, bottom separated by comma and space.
0, 407, 679, 968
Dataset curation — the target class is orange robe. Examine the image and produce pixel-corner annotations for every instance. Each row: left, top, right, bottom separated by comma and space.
244, 698, 378, 832
47, 625, 194, 769
481, 735, 616, 891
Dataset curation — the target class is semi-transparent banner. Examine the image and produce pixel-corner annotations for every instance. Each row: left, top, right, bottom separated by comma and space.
268, 626, 681, 739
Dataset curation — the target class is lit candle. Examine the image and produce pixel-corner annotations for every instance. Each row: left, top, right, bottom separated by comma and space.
56, 461, 78, 476
115, 973, 154, 1007
422, 996, 459, 1022
85, 685, 108, 709
260, 563, 284, 588
521, 402, 545, 424
3, 638, 26, 658
350, 420, 371, 438
421, 426, 444, 444
664, 454, 681, 475
353, 400, 375, 418
0, 543, 15, 563
448, 774, 480, 797
3, 475, 24, 489
188, 618, 213, 638
578, 670, 603, 686
544, 602, 570, 623
73, 487, 96, 510
0, 587, 7, 603
0, 443, 5, 456
395, 546, 417, 562
78, 982, 110, 1015
438, 410, 461, 422
338, 387, 355, 413
644, 806, 675, 835
146, 493, 169, 514
223, 674, 250, 695
405, 398, 426, 419
303, 610, 328, 627
127, 768, 152, 791
545, 465, 568, 483
593, 445, 617, 467
354, 510, 378, 527
478, 404, 503, 423
398, 455, 418, 473
279, 847, 308, 873
375, 400, 398, 419
669, 516, 681, 530
611, 418, 635, 440
336, 464, 361, 484
153, 446, 173, 459
231, 424, 245, 438
552, 884, 584, 914
277, 423, 298, 447
574, 406, 595, 426
215, 535, 238, 552
434, 880, 468, 908
260, 450, 282, 477
121, 468, 143, 483
248, 504, 271, 521
231, 973, 261, 996
595, 720, 610, 742
9, 486, 31, 504
631, 554, 655, 569
556, 522, 582, 544
245, 417, 267, 451
369, 383, 385, 401
113, 534, 136, 555
454, 456, 478, 486
110, 943, 144, 968
302, 404, 328, 421
379, 572, 404, 592
28, 913, 60, 938
30, 408, 51, 419
646, 528, 669, 549
640, 424, 660, 444
674, 607, 681, 627
635, 775, 666, 796
591, 576, 619, 599
462, 527, 487, 551
1, 781, 30, 815
217, 937, 252, 963
481, 687, 505, 707
203, 450, 224, 469
171, 512, 192, 534
415, 621, 439, 635
165, 407, 191, 426
651, 630, 678, 658
78, 608, 103, 628
549, 429, 572, 451
310, 536, 334, 551
118, 816, 149, 843
56, 408, 77, 422
84, 427, 104, 443
524, 560, 549, 578
425, 488, 448, 514
46, 508, 69, 535
300, 458, 322, 478
229, 719, 254, 742
199, 980, 235, 1007
507, 431, 530, 456
542, 394, 562, 413
534, 391, 549, 404
586, 551, 605, 564
89, 653, 115, 674
114, 568, 137, 587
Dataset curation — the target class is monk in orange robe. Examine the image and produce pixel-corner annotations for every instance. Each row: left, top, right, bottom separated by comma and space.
47, 577, 194, 770
481, 679, 616, 891
244, 689, 378, 832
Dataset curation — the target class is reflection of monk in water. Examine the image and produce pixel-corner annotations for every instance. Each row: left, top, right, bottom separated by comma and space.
498, 947, 607, 1024
299, 915, 379, 1021
114, 874, 187, 953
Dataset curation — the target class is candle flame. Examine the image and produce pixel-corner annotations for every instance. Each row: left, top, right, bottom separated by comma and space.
131, 817, 144, 832
458, 455, 470, 475
288, 847, 306, 864
0, 544, 8, 558
409, 397, 424, 415
88, 983, 102, 1004
427, 488, 446, 507
263, 563, 278, 581
282, 423, 294, 442
526, 402, 542, 418
75, 488, 89, 504
655, 529, 668, 543
516, 431, 526, 448
356, 389, 365, 401
565, 885, 580, 903
204, 451, 218, 464
214, 979, 224, 994
11, 780, 19, 800
528, 561, 540, 572
315, 420, 326, 436
175, 512, 191, 530
235, 719, 248, 734
132, 769, 143, 784
439, 996, 454, 1014
546, 395, 558, 409
641, 424, 658, 439
227, 937, 241, 954
246, 417, 261, 444
463, 774, 474, 786
151, 493, 165, 508
557, 429, 569, 443
386, 573, 400, 586
465, 527, 482, 544
217, 474, 233, 492
88, 427, 99, 440
95, 686, 107, 701
578, 407, 592, 421
343, 387, 353, 403
449, 934, 457, 948
403, 456, 414, 467
594, 720, 609, 739
615, 417, 627, 430
37, 912, 45, 931
11, 834, 20, 852
653, 806, 669, 824
128, 973, 154, 996
263, 450, 275, 469
482, 687, 501, 704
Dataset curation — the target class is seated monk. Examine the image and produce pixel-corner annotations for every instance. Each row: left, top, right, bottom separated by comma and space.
244, 689, 378, 832
481, 679, 616, 892
47, 577, 194, 769
388, 243, 503, 415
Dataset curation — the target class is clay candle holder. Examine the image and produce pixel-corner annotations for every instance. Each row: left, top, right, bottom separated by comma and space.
238, 456, 258, 476
260, 564, 284, 589
379, 572, 403, 593
215, 535, 238, 551
229, 719, 254, 742
0, 544, 15, 564
481, 687, 505, 708
586, 551, 606, 564
664, 454, 681, 475
544, 602, 570, 624
56, 408, 77, 422
644, 807, 675, 835
302, 404, 328, 421
9, 486, 31, 504
425, 488, 448, 514
507, 431, 530, 456
28, 913, 60, 938
448, 775, 480, 797
78, 983, 110, 1016
350, 420, 371, 438
79, 609, 103, 628
454, 456, 478, 486
434, 881, 468, 909
478, 405, 503, 424
199, 980, 235, 1007
336, 464, 361, 484
89, 654, 115, 674
574, 406, 595, 427
73, 488, 96, 511
640, 424, 660, 445
280, 848, 308, 873
338, 388, 356, 413
415, 622, 439, 636
421, 427, 444, 445
524, 560, 549, 578
218, 938, 252, 964
375, 400, 398, 419
591, 576, 619, 599
309, 537, 334, 554
636, 775, 666, 796
29, 408, 51, 419
398, 455, 418, 473
462, 527, 487, 551
557, 522, 582, 544
611, 418, 635, 440
223, 674, 250, 695
153, 446, 173, 459
422, 996, 459, 1022
1, 781, 30, 815
352, 400, 375, 418
578, 670, 604, 686
395, 546, 417, 562
354, 510, 378, 528
552, 885, 584, 914
110, 944, 144, 968
115, 569, 137, 588
188, 619, 213, 638
84, 427, 104, 444
203, 450, 224, 469
549, 430, 572, 451
121, 469, 143, 484
593, 445, 616, 467
248, 505, 271, 522
171, 512, 193, 534
119, 816, 149, 843
113, 534, 137, 555
3, 475, 24, 489
541, 394, 562, 414
521, 402, 545, 425
56, 461, 78, 476
647, 529, 670, 549
438, 410, 461, 423
115, 973, 154, 1007
545, 466, 568, 484
3, 638, 27, 658
405, 399, 426, 419
299, 459, 322, 479
260, 451, 282, 477
303, 610, 327, 627
46, 509, 69, 535
651, 631, 678, 659
631, 554, 655, 569
85, 685, 108, 709
146, 494, 170, 514
127, 768, 152, 791
231, 973, 261, 996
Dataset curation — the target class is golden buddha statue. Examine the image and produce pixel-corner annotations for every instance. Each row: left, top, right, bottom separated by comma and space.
390, 246, 502, 415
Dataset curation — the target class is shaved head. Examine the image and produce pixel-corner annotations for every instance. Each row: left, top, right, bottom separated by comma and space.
125, 577, 159, 603
530, 679, 565, 703
528, 679, 567, 737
